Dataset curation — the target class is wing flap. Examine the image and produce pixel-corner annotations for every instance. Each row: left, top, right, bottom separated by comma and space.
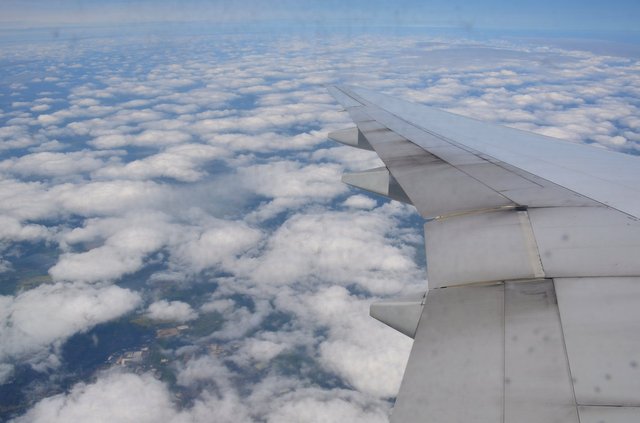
425, 206, 640, 289
392, 280, 581, 423
391, 283, 505, 423
425, 209, 545, 288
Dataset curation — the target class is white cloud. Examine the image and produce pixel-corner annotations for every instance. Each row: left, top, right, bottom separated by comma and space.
240, 338, 287, 362
29, 140, 67, 152
0, 124, 37, 151
0, 283, 141, 363
175, 354, 232, 389
200, 298, 235, 314
146, 300, 197, 322
93, 144, 226, 182
239, 160, 347, 221
50, 213, 176, 283
13, 371, 187, 423
265, 390, 389, 423
0, 179, 57, 221
249, 204, 421, 295
274, 285, 413, 398
52, 180, 168, 217
90, 129, 191, 149
211, 299, 272, 340
207, 130, 327, 153
342, 194, 377, 210
50, 210, 262, 283
30, 104, 50, 113
0, 150, 109, 178
0, 216, 51, 242
172, 219, 262, 273
0, 259, 11, 274
0, 363, 14, 385
176, 357, 392, 422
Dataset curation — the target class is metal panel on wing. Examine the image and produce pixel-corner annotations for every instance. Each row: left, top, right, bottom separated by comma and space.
504, 280, 579, 423
555, 277, 640, 406
425, 210, 544, 288
529, 207, 640, 278
578, 406, 640, 423
391, 284, 504, 423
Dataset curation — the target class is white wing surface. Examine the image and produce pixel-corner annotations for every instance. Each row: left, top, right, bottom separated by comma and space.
327, 86, 640, 423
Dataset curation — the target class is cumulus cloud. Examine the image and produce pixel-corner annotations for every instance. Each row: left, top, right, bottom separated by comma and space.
0, 216, 51, 242
0, 283, 141, 363
342, 194, 377, 210
0, 150, 109, 178
172, 219, 262, 273
15, 367, 387, 423
50, 210, 262, 283
264, 388, 389, 423
0, 363, 14, 385
56, 180, 170, 216
239, 160, 348, 221
92, 144, 226, 182
249, 204, 422, 295
241, 161, 345, 200
50, 213, 175, 283
239, 337, 287, 363
209, 298, 273, 340
271, 285, 413, 398
146, 300, 197, 322
13, 371, 186, 423
90, 129, 191, 149
208, 130, 327, 153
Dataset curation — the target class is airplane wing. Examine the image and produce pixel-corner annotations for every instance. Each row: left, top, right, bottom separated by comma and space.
327, 85, 640, 423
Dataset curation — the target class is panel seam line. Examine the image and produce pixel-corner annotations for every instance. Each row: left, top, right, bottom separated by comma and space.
553, 278, 582, 423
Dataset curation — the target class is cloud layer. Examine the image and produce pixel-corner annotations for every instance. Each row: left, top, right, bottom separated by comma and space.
0, 28, 638, 422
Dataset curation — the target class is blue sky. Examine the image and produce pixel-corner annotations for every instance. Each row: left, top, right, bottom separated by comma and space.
2, 0, 640, 32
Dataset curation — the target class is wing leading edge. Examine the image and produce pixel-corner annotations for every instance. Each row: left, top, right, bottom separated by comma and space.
327, 86, 640, 423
